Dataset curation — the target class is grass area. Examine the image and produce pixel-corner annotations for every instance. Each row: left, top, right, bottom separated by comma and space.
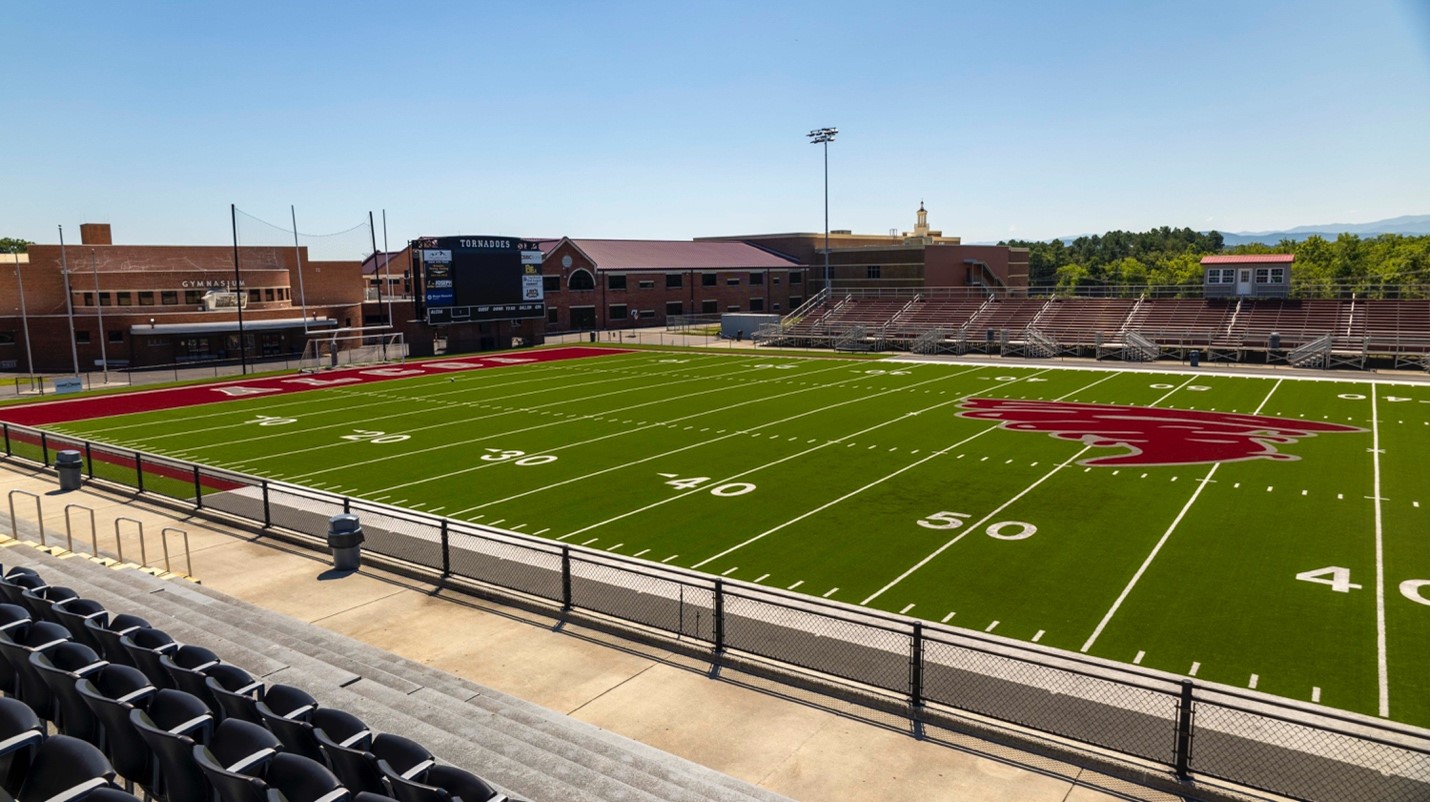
38, 350, 1430, 726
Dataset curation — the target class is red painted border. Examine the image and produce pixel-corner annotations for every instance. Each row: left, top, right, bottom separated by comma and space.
0, 347, 631, 427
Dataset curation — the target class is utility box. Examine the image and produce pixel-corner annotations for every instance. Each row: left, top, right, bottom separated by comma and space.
721, 313, 779, 340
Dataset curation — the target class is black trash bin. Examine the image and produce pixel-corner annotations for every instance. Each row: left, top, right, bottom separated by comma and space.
1189, 350, 1201, 368
1268, 332, 1281, 350
55, 450, 83, 492
326, 514, 365, 571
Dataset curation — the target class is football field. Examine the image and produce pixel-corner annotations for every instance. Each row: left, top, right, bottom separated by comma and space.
32, 348, 1430, 726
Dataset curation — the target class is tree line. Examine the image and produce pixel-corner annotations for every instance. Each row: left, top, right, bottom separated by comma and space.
1002, 228, 1430, 299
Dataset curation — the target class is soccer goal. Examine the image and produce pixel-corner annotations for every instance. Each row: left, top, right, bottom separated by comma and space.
298, 331, 407, 373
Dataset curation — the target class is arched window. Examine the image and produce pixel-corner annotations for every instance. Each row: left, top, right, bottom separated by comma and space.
568, 269, 595, 291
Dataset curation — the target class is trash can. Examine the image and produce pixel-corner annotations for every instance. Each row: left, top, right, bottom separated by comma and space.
1268, 332, 1281, 350
326, 514, 365, 571
55, 450, 83, 492
589, 331, 597, 343
1189, 350, 1201, 368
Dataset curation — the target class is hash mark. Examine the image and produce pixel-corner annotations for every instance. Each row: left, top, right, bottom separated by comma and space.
582, 538, 598, 546
1032, 630, 1044, 642
1312, 686, 1322, 703
1133, 650, 1145, 665
533, 528, 549, 536
985, 620, 999, 632
606, 542, 623, 551
941, 612, 956, 623
823, 587, 839, 598
1249, 674, 1259, 689
1189, 662, 1200, 677
721, 566, 738, 576
661, 554, 679, 563
634, 548, 649, 557
900, 603, 915, 614
788, 580, 804, 590
754, 573, 769, 583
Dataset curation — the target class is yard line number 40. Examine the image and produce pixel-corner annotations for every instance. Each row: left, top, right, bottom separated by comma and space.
1297, 566, 1430, 607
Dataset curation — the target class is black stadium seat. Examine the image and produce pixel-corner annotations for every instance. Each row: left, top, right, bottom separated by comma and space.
85, 614, 151, 669
257, 684, 323, 761
50, 599, 109, 653
119, 627, 180, 690
14, 734, 117, 802
0, 620, 73, 717
30, 642, 109, 743
76, 666, 159, 795
203, 664, 265, 726
0, 696, 44, 796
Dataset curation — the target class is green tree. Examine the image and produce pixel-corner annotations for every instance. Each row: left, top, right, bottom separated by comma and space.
0, 237, 32, 253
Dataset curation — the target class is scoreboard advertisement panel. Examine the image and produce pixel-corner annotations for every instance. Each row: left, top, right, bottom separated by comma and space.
416, 236, 544, 324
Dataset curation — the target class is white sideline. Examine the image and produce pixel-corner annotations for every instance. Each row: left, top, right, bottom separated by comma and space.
1372, 385, 1389, 717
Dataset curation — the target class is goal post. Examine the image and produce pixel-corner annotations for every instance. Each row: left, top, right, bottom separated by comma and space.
299, 331, 407, 373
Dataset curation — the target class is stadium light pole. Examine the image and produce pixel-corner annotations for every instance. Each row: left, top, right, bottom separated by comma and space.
807, 127, 837, 295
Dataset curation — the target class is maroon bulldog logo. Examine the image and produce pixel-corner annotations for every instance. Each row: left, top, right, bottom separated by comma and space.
958, 398, 1363, 467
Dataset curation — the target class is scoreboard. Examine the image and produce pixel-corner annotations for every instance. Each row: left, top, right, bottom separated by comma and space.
415, 236, 544, 324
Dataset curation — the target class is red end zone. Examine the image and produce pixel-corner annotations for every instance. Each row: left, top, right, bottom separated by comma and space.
0, 347, 631, 427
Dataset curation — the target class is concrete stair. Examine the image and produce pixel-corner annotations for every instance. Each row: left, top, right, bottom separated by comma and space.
3, 545, 791, 802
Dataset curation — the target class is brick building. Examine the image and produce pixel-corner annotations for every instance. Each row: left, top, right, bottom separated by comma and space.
1, 224, 364, 373
537, 238, 807, 332
702, 204, 1030, 295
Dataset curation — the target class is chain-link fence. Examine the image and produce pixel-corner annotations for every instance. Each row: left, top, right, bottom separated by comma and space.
3, 419, 1427, 802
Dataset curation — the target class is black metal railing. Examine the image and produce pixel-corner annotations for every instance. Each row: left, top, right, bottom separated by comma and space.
2, 420, 1426, 802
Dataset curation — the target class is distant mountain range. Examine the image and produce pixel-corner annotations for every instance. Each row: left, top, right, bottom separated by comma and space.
1214, 215, 1430, 245
1042, 215, 1430, 246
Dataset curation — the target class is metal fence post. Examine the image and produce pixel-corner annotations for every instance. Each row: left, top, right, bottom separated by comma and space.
40, 433, 48, 466
910, 622, 925, 711
193, 466, 203, 509
261, 481, 271, 527
561, 546, 572, 611
2, 424, 8, 457
85, 442, 94, 478
439, 519, 451, 576
134, 452, 145, 493
1174, 679, 1195, 780
713, 579, 726, 656
343, 496, 351, 515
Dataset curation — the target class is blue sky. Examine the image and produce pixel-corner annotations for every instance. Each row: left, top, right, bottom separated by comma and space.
4, 0, 1428, 256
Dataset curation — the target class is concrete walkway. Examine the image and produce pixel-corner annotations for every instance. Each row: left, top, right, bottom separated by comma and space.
0, 461, 1184, 802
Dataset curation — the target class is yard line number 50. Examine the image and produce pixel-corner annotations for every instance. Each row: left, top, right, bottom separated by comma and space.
917, 511, 1037, 540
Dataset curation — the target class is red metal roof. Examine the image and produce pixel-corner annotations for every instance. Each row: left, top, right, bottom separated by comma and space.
563, 239, 799, 270
1199, 254, 1294, 264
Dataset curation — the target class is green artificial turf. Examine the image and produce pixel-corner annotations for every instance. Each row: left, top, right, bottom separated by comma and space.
39, 350, 1430, 726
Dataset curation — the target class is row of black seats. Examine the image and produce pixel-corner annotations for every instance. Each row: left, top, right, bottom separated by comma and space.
0, 565, 511, 802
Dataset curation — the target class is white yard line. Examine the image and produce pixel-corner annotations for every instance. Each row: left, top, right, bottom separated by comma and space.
385, 360, 937, 501
536, 369, 1010, 538
1371, 384, 1389, 717
862, 443, 1093, 605
1080, 378, 1287, 654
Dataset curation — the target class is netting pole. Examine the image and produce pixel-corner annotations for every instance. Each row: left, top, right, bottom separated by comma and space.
85, 442, 93, 478
713, 580, 726, 656
40, 433, 48, 466
1174, 679, 1195, 780
261, 480, 271, 527
909, 622, 925, 711
230, 203, 249, 375
291, 205, 310, 332
3, 424, 10, 457
134, 452, 144, 492
193, 466, 203, 509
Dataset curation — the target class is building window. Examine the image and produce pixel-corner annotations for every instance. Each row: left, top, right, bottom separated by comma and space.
701, 299, 718, 314
161, 291, 178, 305
568, 269, 595, 290
248, 289, 260, 302
749, 272, 764, 285
750, 298, 765, 312
139, 291, 154, 305
868, 265, 882, 279
117, 292, 132, 306
82, 292, 94, 306
75, 331, 91, 344
99, 292, 112, 306
726, 277, 740, 285
773, 276, 781, 285
637, 279, 655, 289
543, 275, 560, 292
666, 273, 682, 288
726, 304, 741, 312
666, 301, 683, 316
108, 330, 123, 343
547, 308, 559, 324
1269, 268, 1286, 284
265, 288, 275, 302
790, 272, 803, 284
0, 331, 15, 345
609, 304, 628, 320
185, 290, 204, 305
608, 274, 627, 290
789, 296, 802, 308
773, 303, 782, 311
702, 273, 717, 287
